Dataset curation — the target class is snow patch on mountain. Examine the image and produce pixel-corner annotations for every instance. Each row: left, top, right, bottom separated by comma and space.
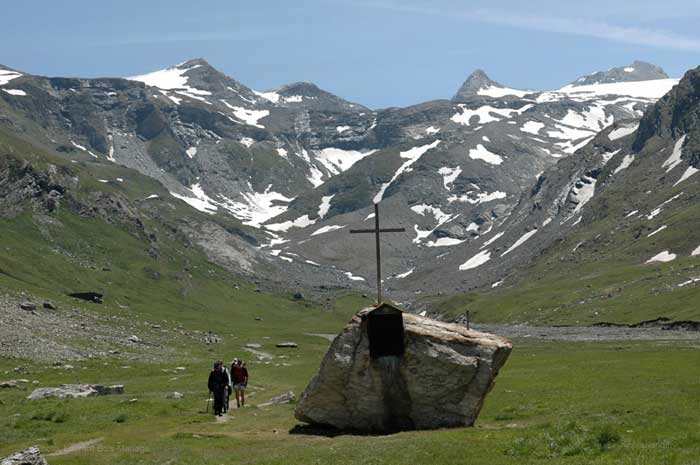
501, 229, 538, 257
316, 148, 378, 177
448, 191, 507, 204
608, 124, 639, 141
647, 225, 667, 237
318, 195, 334, 218
613, 154, 635, 174
478, 85, 530, 98
171, 183, 219, 214
459, 250, 491, 271
521, 121, 545, 135
646, 251, 676, 263
426, 237, 466, 247
438, 166, 461, 190
374, 141, 441, 203
2, 89, 26, 96
0, 70, 22, 86
468, 144, 503, 165
557, 79, 678, 100
662, 135, 687, 173
451, 105, 531, 126
674, 166, 699, 186
266, 215, 315, 233
220, 100, 269, 128
311, 225, 346, 236
219, 185, 293, 227
128, 65, 212, 103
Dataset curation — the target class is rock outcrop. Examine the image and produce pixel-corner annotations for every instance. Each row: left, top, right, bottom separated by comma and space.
1, 446, 48, 465
294, 306, 512, 432
28, 384, 124, 400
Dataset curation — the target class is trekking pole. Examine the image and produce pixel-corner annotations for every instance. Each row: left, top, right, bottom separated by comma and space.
206, 391, 211, 413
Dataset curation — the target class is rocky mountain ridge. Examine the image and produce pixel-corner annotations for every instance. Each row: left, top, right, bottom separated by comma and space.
0, 58, 686, 306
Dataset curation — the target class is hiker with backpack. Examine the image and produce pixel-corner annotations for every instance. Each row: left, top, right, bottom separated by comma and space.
207, 361, 229, 416
231, 358, 249, 408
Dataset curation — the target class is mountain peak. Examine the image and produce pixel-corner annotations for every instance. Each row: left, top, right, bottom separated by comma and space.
571, 61, 669, 86
452, 70, 500, 100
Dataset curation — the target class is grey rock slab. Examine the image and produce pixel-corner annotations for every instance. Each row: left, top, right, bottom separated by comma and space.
19, 302, 36, 311
275, 342, 298, 348
258, 391, 296, 407
1, 446, 48, 465
28, 384, 124, 400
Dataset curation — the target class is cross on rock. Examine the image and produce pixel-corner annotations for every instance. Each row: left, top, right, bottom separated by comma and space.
349, 203, 405, 305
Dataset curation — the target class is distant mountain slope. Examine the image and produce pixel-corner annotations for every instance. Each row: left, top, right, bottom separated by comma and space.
0, 58, 684, 306
434, 66, 700, 324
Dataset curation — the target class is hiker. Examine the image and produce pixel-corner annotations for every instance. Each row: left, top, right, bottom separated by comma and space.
216, 360, 231, 413
219, 360, 232, 413
208, 361, 229, 416
231, 358, 249, 408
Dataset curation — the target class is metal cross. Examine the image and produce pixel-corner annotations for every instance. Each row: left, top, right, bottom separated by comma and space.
349, 203, 405, 305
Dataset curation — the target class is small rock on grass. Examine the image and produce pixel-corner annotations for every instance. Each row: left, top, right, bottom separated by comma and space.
19, 302, 37, 311
1, 446, 48, 465
276, 342, 298, 348
166, 392, 184, 399
258, 391, 296, 407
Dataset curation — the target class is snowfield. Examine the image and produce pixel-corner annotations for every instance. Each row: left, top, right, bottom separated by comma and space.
608, 124, 639, 141
501, 229, 538, 257
459, 250, 491, 271
646, 251, 676, 264
469, 144, 503, 165
316, 148, 378, 176
663, 135, 687, 173
0, 70, 23, 86
374, 141, 441, 203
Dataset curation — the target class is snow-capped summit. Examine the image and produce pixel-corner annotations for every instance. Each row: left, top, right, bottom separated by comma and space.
452, 69, 530, 101
254, 81, 368, 112
571, 61, 668, 87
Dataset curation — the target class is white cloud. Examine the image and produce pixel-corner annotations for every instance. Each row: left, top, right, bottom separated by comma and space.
351, 1, 700, 52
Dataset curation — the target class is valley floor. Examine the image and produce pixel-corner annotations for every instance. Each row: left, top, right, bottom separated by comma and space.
2, 308, 700, 464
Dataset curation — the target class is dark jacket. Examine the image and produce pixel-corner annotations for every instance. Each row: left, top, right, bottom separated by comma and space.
208, 369, 229, 392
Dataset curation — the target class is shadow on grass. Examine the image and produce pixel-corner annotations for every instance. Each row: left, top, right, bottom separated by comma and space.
289, 423, 399, 437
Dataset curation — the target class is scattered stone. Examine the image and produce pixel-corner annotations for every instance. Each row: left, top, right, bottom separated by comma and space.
67, 292, 103, 304
1, 446, 48, 465
174, 366, 186, 371
127, 335, 141, 343
19, 302, 36, 311
258, 391, 296, 407
0, 380, 18, 388
42, 302, 57, 310
295, 305, 512, 432
244, 343, 262, 349
27, 384, 124, 400
276, 342, 298, 348
129, 398, 138, 403
166, 391, 184, 399
293, 292, 304, 300
254, 317, 263, 321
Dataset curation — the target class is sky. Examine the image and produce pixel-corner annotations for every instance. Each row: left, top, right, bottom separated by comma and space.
2, 0, 700, 108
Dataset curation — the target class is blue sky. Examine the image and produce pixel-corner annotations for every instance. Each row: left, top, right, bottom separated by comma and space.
2, 0, 700, 108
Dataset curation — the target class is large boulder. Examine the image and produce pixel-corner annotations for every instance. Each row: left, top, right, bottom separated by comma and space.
1, 446, 48, 465
294, 306, 512, 432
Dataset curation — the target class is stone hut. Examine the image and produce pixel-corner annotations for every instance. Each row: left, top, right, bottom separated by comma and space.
294, 304, 512, 433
